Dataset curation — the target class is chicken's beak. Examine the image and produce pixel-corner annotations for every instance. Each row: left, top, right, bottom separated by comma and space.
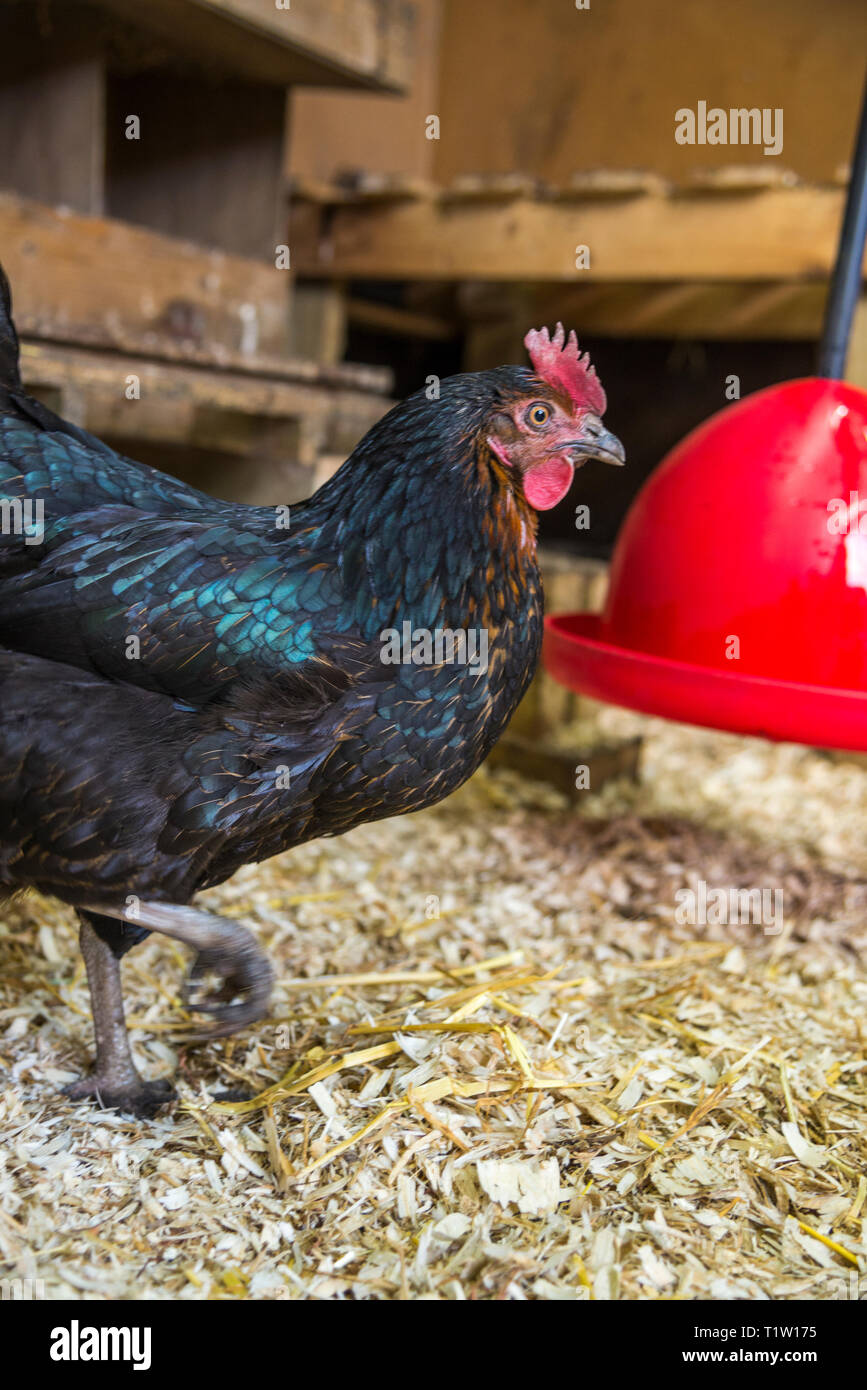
562, 414, 626, 468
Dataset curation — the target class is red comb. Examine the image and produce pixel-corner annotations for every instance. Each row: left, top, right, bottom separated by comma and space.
524, 323, 606, 416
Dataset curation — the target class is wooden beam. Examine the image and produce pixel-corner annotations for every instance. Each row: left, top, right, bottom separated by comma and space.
290, 283, 348, 363
20, 339, 391, 503
93, 0, 416, 92
346, 296, 455, 342
509, 552, 609, 738
462, 280, 830, 341
487, 732, 642, 797
289, 186, 860, 283
0, 192, 289, 359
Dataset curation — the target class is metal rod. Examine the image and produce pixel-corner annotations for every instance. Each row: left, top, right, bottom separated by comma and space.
818, 69, 867, 379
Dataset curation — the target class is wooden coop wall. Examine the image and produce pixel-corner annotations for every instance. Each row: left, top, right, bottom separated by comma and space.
432, 0, 867, 184
289, 0, 442, 184
289, 0, 867, 186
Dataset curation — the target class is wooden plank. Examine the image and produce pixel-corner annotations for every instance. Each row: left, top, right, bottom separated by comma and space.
208, 0, 414, 87
290, 283, 348, 363
589, 281, 824, 340
0, 193, 391, 398
487, 733, 641, 797
93, 0, 416, 91
509, 552, 609, 738
0, 192, 289, 359
289, 186, 862, 283
346, 296, 455, 342
19, 342, 389, 434
20, 340, 392, 504
461, 280, 829, 341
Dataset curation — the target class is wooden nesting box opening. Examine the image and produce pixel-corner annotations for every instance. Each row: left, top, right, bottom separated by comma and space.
103, 72, 288, 261
0, 0, 417, 504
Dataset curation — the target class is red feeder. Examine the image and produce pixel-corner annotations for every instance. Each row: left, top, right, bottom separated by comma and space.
545, 75, 867, 752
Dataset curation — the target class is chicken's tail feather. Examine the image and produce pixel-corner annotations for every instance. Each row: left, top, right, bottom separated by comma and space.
0, 263, 22, 391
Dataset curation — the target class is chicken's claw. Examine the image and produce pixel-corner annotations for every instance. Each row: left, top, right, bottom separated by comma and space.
182, 939, 274, 1038
85, 900, 275, 1042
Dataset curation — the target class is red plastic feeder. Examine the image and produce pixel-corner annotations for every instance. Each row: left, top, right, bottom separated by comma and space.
546, 379, 867, 750
545, 76, 867, 753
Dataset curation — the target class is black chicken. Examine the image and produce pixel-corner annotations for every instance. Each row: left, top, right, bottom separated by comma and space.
0, 268, 623, 1114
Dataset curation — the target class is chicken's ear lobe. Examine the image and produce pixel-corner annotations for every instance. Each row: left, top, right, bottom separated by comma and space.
487, 435, 512, 468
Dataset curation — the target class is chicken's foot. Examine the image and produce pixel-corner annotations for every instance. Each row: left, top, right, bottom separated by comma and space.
83, 898, 274, 1038
64, 915, 176, 1117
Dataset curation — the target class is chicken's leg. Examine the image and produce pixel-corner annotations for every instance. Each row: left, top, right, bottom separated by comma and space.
64, 915, 176, 1117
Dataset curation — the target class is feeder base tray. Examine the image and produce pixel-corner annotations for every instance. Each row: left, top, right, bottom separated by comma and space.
545, 614, 867, 754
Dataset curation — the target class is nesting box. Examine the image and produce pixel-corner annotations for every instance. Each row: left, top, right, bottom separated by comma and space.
0, 0, 415, 500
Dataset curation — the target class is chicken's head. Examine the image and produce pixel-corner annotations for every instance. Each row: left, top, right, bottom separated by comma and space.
486, 324, 624, 510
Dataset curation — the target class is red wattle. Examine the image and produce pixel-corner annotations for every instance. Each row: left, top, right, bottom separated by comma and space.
523, 457, 574, 510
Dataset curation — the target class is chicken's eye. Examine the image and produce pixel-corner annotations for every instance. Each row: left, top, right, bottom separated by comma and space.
526, 402, 551, 428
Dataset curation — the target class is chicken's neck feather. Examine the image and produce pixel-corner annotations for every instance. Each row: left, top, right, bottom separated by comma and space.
294, 377, 541, 642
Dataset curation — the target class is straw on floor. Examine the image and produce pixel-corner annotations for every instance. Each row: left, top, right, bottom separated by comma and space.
1, 708, 866, 1300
